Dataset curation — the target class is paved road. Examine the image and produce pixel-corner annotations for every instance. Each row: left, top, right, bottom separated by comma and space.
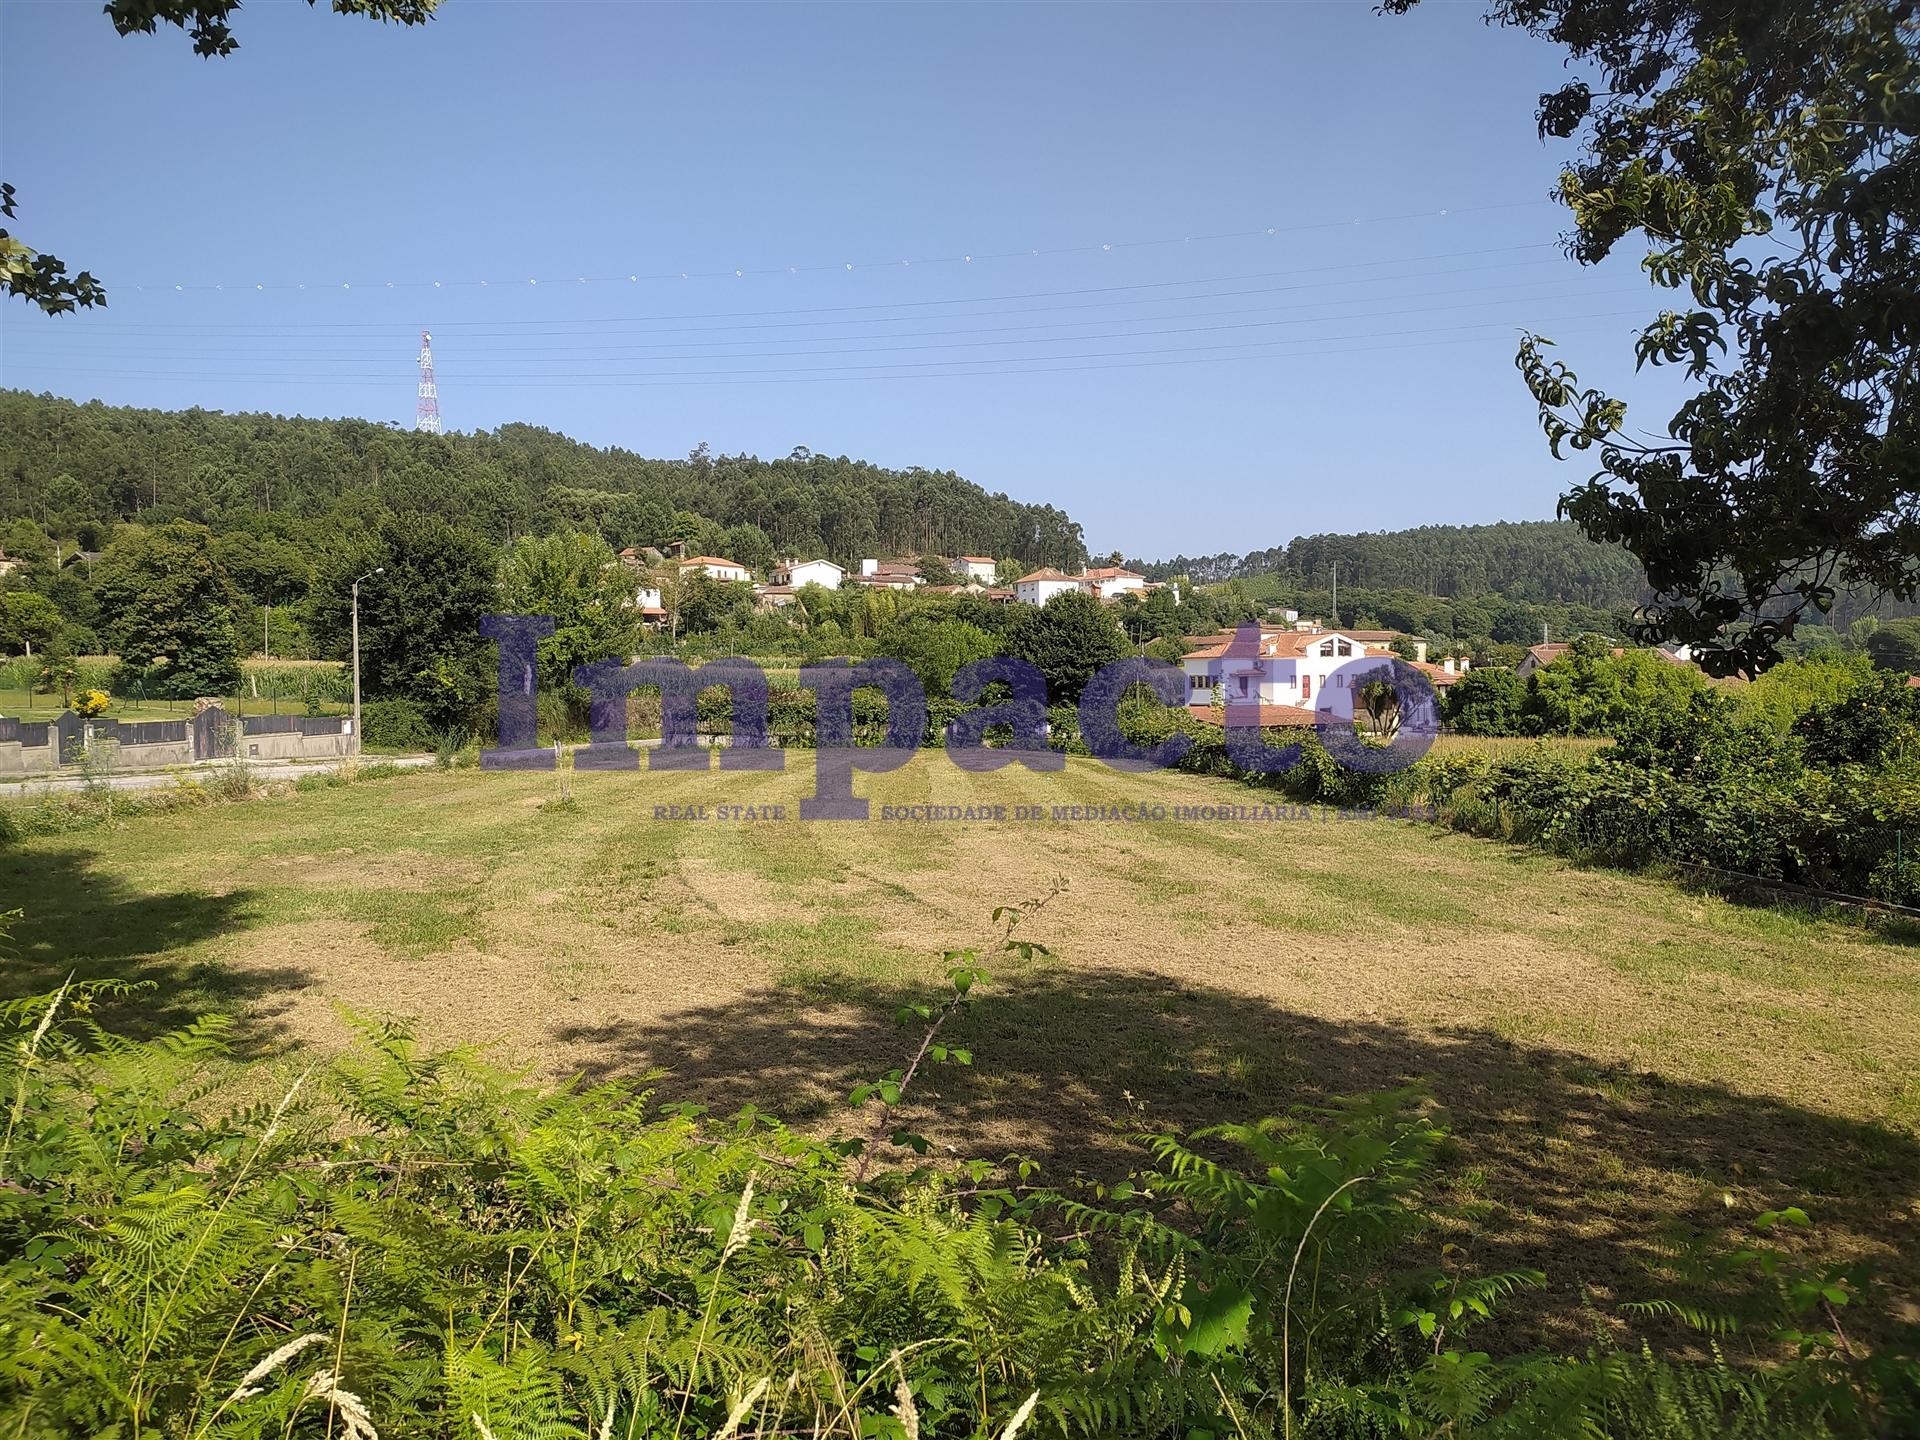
0, 754, 435, 796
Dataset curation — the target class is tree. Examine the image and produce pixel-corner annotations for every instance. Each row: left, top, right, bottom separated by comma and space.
309, 517, 497, 726
916, 554, 956, 586
0, 519, 54, 576
1387, 0, 1919, 675
92, 521, 241, 698
1864, 617, 1920, 673
1795, 668, 1920, 766
497, 531, 642, 691
0, 591, 62, 655
1355, 672, 1403, 737
1003, 591, 1131, 704
212, 531, 312, 607
1524, 634, 1710, 736
720, 523, 776, 577
874, 614, 998, 697
675, 572, 757, 636
8, 4, 440, 316
1444, 667, 1529, 736
1736, 650, 1874, 733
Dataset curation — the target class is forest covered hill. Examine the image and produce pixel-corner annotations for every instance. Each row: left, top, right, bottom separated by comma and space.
0, 390, 1089, 571
1134, 521, 1648, 610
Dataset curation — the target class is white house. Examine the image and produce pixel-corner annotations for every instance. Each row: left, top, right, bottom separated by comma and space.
952, 555, 998, 584
682, 556, 752, 584
1182, 626, 1387, 722
1183, 625, 1466, 727
1015, 567, 1083, 606
629, 584, 666, 628
1079, 565, 1147, 600
774, 558, 845, 590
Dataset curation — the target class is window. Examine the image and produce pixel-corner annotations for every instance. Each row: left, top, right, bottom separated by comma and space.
1301, 675, 1312, 699
1336, 640, 1352, 656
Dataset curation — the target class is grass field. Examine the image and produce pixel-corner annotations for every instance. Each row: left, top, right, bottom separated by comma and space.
4, 756, 1916, 1343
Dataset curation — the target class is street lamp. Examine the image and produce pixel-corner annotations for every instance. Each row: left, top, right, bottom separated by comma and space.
351, 567, 384, 752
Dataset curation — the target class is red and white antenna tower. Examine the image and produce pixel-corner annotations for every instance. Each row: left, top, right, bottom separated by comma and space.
415, 329, 442, 433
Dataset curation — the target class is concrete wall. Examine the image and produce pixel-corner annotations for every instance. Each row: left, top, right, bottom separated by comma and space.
229, 712, 354, 762
0, 707, 353, 775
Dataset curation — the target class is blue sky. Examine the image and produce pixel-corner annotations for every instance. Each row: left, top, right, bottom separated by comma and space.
0, 0, 1682, 559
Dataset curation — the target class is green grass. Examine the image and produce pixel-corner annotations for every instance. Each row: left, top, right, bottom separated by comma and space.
2, 755, 1916, 1346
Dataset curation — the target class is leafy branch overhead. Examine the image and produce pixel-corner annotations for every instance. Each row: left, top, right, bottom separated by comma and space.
0, 185, 105, 318
4, 2, 441, 316
1387, 0, 1919, 675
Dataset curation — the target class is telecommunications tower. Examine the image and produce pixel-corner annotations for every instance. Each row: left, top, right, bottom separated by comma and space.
415, 329, 442, 433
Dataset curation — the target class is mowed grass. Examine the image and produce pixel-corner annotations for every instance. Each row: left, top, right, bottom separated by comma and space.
4, 756, 1918, 1343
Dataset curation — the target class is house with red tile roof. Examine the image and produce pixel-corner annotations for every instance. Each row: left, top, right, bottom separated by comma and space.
1182, 624, 1460, 726
1015, 567, 1083, 606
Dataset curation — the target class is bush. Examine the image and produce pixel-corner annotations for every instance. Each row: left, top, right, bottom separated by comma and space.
359, 697, 435, 752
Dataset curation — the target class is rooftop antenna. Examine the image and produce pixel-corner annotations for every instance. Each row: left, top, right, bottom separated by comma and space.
415, 329, 442, 434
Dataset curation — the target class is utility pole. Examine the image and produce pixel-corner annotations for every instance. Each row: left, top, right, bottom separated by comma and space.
1330, 561, 1338, 627
352, 567, 384, 752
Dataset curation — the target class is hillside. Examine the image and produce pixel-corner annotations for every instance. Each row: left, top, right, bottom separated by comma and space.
1134, 520, 1648, 610
0, 390, 1089, 571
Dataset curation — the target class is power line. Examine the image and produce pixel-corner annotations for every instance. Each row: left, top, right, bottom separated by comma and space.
18, 241, 1568, 335
2, 275, 1637, 364
13, 308, 1646, 386
109, 198, 1555, 298
10, 324, 1635, 391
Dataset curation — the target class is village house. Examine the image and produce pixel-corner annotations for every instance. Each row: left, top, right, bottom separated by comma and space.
951, 555, 999, 584
1182, 624, 1462, 727
1078, 565, 1147, 600
854, 559, 924, 590
628, 583, 666, 628
772, 558, 845, 590
682, 556, 753, 584
1015, 567, 1083, 606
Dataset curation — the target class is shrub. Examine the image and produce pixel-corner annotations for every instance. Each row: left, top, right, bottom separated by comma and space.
359, 697, 434, 752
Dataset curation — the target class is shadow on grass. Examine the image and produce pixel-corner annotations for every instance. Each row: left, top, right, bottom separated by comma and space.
557, 965, 1920, 1346
0, 846, 308, 1052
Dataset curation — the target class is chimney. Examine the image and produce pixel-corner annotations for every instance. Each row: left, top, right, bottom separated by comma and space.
1459, 656, 1471, 672
1443, 657, 1457, 674
1412, 640, 1429, 664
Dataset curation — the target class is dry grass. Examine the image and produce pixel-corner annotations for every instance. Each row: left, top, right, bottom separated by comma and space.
4, 756, 1917, 1344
